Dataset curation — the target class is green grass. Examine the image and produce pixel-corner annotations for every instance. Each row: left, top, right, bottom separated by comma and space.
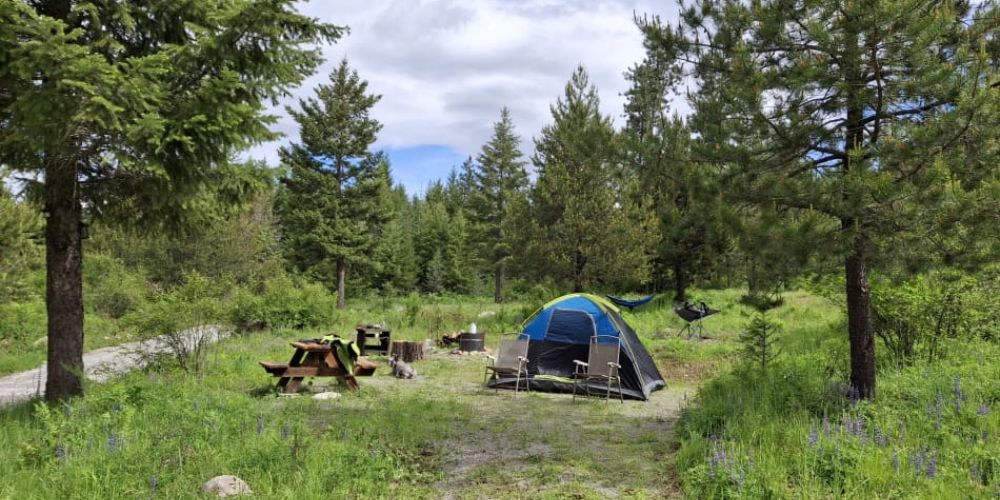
671, 294, 1000, 498
3, 289, 995, 498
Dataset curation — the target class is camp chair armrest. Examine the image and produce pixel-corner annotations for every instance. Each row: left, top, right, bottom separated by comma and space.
485, 354, 497, 363
573, 360, 589, 367
607, 362, 621, 369
516, 356, 527, 362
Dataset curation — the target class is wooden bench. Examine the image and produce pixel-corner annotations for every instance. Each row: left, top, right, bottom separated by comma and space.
260, 341, 377, 394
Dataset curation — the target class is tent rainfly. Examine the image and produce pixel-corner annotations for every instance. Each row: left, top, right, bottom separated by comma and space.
487, 293, 666, 400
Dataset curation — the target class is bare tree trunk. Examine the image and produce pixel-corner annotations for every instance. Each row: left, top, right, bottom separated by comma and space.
844, 228, 876, 399
493, 263, 504, 304
336, 258, 346, 309
45, 159, 85, 401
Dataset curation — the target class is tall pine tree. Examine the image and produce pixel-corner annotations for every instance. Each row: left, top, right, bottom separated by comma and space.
639, 0, 998, 398
0, 1, 340, 400
470, 107, 529, 303
531, 66, 651, 292
279, 59, 389, 308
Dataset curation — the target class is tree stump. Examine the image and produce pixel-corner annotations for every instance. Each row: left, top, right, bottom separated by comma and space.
390, 340, 426, 363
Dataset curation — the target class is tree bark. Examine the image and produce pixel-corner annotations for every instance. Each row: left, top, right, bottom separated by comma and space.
45, 159, 85, 401
493, 263, 504, 304
673, 258, 687, 303
844, 227, 876, 399
336, 258, 346, 309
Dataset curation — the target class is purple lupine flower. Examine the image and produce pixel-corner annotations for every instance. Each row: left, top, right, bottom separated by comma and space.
971, 463, 981, 483
891, 451, 900, 473
822, 416, 830, 437
935, 393, 943, 431
280, 424, 289, 440
55, 442, 67, 464
926, 451, 937, 479
256, 415, 264, 436
149, 475, 158, 497
874, 426, 886, 447
747, 450, 754, 470
108, 431, 118, 453
736, 465, 746, 489
977, 403, 990, 417
809, 425, 819, 448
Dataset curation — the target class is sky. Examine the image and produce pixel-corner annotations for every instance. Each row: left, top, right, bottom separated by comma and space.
242, 0, 680, 195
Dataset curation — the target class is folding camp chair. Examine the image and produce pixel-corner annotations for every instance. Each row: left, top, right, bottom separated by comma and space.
572, 335, 624, 403
484, 332, 530, 394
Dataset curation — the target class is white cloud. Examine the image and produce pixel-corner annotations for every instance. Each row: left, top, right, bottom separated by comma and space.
244, 0, 680, 169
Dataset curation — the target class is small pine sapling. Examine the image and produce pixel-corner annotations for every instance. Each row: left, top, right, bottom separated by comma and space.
739, 312, 782, 371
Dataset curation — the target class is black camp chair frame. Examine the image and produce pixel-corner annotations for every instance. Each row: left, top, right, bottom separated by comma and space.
484, 332, 530, 395
572, 335, 624, 403
674, 302, 718, 340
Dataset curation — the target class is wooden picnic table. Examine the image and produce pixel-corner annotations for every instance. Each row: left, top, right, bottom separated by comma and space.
260, 341, 377, 394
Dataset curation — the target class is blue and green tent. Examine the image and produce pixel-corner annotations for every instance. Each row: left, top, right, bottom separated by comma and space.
487, 294, 666, 400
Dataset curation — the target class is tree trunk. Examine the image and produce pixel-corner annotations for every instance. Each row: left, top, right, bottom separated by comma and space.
336, 258, 346, 309
844, 226, 876, 399
572, 250, 586, 293
45, 159, 85, 401
673, 259, 687, 303
493, 262, 504, 304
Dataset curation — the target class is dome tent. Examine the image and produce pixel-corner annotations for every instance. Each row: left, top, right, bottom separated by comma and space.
486, 294, 665, 400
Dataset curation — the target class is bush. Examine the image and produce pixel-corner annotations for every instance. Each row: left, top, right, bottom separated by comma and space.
0, 301, 46, 346
229, 276, 337, 331
871, 268, 1000, 365
738, 312, 782, 371
84, 254, 149, 319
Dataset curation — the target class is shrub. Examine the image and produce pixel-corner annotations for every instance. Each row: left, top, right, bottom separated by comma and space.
229, 276, 336, 331
84, 253, 148, 319
871, 268, 1000, 365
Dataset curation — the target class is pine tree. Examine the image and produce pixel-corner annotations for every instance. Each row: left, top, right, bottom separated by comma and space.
621, 59, 729, 301
470, 107, 529, 302
0, 1, 340, 400
639, 0, 998, 398
278, 60, 389, 308
531, 66, 651, 292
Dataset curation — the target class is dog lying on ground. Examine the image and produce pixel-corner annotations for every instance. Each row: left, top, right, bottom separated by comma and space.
388, 353, 416, 379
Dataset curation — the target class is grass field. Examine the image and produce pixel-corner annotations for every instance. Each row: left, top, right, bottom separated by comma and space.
1, 290, 996, 498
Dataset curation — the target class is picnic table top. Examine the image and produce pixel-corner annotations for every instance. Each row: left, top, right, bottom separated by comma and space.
355, 324, 390, 333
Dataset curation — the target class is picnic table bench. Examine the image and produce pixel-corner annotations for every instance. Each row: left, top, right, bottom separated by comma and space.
260, 341, 377, 394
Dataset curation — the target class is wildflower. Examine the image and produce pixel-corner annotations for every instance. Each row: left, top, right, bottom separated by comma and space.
809, 425, 818, 448
108, 431, 118, 453
891, 451, 899, 473
874, 426, 886, 447
55, 442, 67, 464
256, 416, 264, 436
934, 393, 943, 431
977, 403, 990, 417
149, 475, 158, 497
926, 451, 937, 479
280, 424, 289, 440
971, 463, 981, 483
822, 416, 830, 437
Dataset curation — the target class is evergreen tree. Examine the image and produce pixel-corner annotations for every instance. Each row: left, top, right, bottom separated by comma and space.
621, 60, 729, 301
0, 1, 340, 400
531, 66, 651, 292
278, 59, 389, 308
470, 107, 529, 303
639, 0, 998, 398
0, 180, 42, 301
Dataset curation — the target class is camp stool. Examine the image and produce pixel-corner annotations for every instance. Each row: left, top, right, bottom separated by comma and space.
572, 335, 624, 403
484, 332, 530, 394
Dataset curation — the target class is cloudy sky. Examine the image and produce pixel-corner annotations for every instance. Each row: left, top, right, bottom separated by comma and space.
243, 0, 679, 194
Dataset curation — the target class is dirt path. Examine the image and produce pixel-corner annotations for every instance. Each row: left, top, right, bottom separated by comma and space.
348, 351, 694, 498
0, 325, 226, 406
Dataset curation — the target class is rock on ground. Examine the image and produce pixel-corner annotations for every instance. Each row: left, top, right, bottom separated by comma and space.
201, 475, 252, 497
